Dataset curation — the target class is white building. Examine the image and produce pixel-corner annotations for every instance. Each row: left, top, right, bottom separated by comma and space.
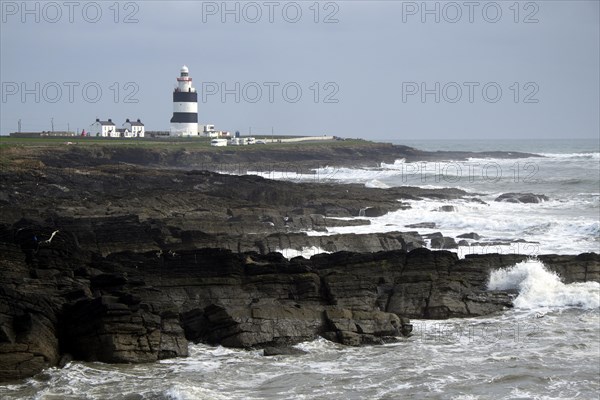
123, 119, 145, 137
201, 124, 218, 137
90, 118, 117, 137
170, 65, 198, 136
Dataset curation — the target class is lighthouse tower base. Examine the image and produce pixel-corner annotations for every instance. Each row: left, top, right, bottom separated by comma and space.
170, 123, 199, 137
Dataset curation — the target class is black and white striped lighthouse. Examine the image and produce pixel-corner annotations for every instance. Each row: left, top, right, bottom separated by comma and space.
170, 65, 198, 136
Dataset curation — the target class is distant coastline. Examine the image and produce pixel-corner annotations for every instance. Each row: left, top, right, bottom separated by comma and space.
0, 136, 541, 169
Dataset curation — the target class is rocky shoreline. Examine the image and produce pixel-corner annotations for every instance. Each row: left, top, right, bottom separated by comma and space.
5, 140, 539, 170
0, 142, 597, 382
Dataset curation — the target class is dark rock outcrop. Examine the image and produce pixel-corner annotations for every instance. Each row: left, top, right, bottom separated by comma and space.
62, 295, 188, 363
263, 346, 308, 356
0, 158, 469, 257
457, 232, 481, 240
3, 221, 597, 381
495, 193, 549, 203
424, 233, 458, 249
405, 222, 437, 229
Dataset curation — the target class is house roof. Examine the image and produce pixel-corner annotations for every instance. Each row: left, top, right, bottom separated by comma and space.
125, 119, 144, 126
97, 121, 115, 126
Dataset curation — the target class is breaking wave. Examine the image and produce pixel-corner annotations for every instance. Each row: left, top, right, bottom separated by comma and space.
488, 260, 600, 310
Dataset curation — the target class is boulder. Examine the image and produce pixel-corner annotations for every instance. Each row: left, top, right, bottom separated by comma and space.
495, 193, 549, 204
263, 346, 307, 356
363, 206, 389, 217
457, 232, 481, 240
430, 236, 458, 249
405, 222, 437, 229
436, 205, 457, 212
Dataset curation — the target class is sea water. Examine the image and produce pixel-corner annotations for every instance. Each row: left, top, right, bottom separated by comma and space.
259, 139, 599, 257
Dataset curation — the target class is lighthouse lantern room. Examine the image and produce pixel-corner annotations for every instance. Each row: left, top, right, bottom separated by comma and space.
170, 65, 199, 136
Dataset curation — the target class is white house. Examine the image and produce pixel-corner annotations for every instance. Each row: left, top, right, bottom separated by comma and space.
200, 124, 218, 138
123, 119, 145, 137
90, 118, 117, 137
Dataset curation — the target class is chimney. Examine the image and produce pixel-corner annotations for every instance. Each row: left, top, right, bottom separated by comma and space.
108, 118, 112, 123
96, 118, 100, 122
137, 119, 141, 123
126, 118, 130, 122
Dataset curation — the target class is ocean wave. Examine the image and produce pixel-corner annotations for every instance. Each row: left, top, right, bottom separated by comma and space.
536, 152, 600, 160
245, 166, 398, 184
380, 159, 406, 169
487, 260, 600, 310
293, 336, 342, 352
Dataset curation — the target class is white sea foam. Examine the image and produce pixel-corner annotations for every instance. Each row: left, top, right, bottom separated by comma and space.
380, 159, 406, 169
364, 179, 390, 189
536, 152, 600, 160
164, 386, 231, 400
276, 246, 330, 259
308, 196, 599, 256
488, 260, 600, 310
293, 336, 341, 352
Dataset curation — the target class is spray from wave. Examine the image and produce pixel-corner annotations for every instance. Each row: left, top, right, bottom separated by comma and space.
487, 260, 600, 310
276, 246, 330, 259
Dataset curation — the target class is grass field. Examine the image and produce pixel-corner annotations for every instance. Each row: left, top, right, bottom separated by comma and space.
0, 136, 213, 147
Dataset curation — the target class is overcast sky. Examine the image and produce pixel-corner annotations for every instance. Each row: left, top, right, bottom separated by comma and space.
1, 0, 598, 140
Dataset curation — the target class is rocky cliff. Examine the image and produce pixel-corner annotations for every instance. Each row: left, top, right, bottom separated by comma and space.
1, 221, 598, 381
0, 143, 593, 382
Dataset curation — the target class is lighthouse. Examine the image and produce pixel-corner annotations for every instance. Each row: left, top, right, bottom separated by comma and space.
170, 65, 198, 136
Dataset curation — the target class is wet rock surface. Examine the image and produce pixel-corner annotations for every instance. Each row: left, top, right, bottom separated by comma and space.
495, 193, 550, 203
1, 225, 597, 381
0, 162, 467, 252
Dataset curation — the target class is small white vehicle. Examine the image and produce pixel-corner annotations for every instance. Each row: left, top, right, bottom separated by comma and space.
210, 139, 228, 147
